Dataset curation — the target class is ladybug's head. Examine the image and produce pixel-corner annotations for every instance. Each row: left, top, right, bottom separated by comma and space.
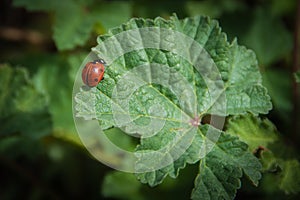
93, 59, 106, 65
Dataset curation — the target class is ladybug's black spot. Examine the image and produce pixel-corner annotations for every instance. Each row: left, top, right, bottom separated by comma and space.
94, 78, 98, 82
100, 69, 104, 72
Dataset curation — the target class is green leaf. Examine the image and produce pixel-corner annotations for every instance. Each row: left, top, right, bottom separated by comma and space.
91, 1, 132, 31
191, 126, 262, 200
0, 64, 51, 138
260, 155, 300, 195
102, 171, 143, 200
13, 0, 132, 50
53, 0, 132, 50
226, 114, 279, 151
175, 17, 272, 115
78, 15, 272, 120
242, 8, 293, 66
278, 159, 300, 194
135, 127, 203, 186
74, 15, 271, 199
259, 150, 278, 172
32, 56, 80, 144
225, 41, 272, 115
53, 3, 95, 50
226, 114, 300, 195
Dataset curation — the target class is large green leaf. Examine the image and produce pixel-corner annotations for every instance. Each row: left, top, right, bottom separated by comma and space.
76, 15, 271, 119
74, 15, 271, 199
0, 64, 51, 138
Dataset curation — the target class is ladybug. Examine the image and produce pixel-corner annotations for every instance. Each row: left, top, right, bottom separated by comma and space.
82, 59, 106, 87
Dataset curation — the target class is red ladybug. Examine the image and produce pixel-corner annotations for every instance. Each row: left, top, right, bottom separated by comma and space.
82, 59, 106, 87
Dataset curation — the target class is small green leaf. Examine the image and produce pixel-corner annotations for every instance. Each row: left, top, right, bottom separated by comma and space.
226, 114, 279, 151
260, 155, 300, 195
278, 159, 300, 194
259, 150, 279, 172
102, 171, 143, 200
0, 64, 51, 138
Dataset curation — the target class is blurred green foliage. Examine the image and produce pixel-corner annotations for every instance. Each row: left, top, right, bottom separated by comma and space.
295, 70, 300, 83
0, 0, 299, 199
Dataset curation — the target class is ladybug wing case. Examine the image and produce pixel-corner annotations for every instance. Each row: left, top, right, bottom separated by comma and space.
82, 62, 105, 87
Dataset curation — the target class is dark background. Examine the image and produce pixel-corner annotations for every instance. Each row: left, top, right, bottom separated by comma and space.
0, 0, 299, 199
